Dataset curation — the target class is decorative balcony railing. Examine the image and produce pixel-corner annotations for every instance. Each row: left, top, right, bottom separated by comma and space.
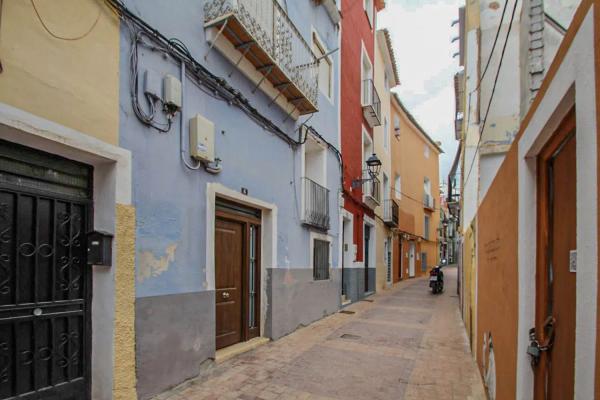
361, 79, 381, 127
423, 193, 435, 211
204, 0, 319, 114
362, 170, 380, 208
383, 199, 399, 227
302, 177, 330, 230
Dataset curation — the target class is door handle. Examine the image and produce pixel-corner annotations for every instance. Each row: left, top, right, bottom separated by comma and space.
222, 292, 230, 299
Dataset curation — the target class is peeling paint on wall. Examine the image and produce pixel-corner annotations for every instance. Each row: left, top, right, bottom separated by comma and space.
137, 244, 178, 282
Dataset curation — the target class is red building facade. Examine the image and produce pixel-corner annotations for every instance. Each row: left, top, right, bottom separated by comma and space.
340, 0, 385, 301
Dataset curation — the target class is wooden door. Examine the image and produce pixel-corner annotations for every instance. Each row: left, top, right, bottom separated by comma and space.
0, 140, 92, 399
215, 217, 244, 349
364, 226, 370, 292
535, 110, 576, 400
394, 239, 402, 283
215, 200, 261, 351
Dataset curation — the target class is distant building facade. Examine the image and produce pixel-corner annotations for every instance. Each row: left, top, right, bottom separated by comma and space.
390, 94, 442, 282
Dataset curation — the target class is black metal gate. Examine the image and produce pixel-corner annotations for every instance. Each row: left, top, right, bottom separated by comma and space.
0, 140, 92, 399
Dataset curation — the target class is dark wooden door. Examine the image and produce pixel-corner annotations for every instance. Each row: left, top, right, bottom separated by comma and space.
364, 226, 370, 292
215, 200, 261, 350
535, 110, 576, 400
394, 239, 402, 282
215, 217, 244, 350
0, 140, 92, 399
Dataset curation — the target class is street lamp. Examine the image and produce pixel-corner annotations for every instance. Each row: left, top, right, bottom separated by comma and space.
352, 153, 382, 188
365, 153, 382, 177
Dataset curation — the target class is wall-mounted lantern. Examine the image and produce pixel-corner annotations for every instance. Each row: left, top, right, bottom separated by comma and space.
87, 231, 113, 266
351, 153, 382, 188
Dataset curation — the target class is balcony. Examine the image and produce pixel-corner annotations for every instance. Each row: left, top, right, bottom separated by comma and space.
362, 170, 380, 209
423, 193, 435, 211
382, 199, 399, 227
362, 79, 381, 127
204, 0, 319, 115
302, 177, 330, 230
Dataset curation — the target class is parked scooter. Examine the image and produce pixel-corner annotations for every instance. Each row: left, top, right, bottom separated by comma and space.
429, 265, 444, 294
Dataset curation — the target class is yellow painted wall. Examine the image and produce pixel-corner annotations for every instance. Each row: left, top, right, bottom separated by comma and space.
0, 0, 120, 145
462, 225, 477, 352
114, 204, 138, 400
0, 2, 136, 397
390, 98, 441, 277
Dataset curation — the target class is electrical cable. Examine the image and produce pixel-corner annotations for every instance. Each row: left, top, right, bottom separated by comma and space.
472, 0, 509, 93
104, 0, 345, 182
105, 0, 299, 146
31, 0, 101, 41
463, 0, 519, 188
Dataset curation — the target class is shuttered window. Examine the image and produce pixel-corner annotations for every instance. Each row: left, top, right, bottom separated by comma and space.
313, 239, 330, 280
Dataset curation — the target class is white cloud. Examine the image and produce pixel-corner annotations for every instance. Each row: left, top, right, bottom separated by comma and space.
378, 0, 462, 182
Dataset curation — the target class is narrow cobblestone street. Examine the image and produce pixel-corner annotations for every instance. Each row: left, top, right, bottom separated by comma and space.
157, 266, 485, 400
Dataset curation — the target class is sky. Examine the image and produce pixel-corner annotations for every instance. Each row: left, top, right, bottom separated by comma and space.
377, 0, 463, 184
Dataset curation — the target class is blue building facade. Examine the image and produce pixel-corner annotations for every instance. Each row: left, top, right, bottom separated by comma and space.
116, 1, 342, 398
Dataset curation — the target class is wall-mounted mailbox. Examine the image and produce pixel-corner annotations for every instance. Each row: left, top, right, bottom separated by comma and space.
87, 231, 113, 266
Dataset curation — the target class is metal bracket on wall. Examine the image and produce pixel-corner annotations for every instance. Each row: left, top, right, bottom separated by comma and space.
204, 19, 228, 61
252, 64, 274, 93
228, 41, 255, 77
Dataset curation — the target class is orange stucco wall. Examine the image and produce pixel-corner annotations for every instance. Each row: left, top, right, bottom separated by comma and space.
476, 144, 519, 399
390, 99, 441, 278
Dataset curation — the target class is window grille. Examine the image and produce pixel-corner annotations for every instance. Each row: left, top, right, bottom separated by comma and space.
313, 239, 330, 280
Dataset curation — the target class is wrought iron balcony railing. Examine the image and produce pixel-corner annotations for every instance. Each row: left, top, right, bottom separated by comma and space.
302, 177, 330, 230
383, 199, 399, 227
361, 79, 381, 127
423, 193, 435, 211
362, 170, 380, 208
204, 0, 319, 114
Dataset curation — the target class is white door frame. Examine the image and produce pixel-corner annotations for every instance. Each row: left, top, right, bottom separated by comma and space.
516, 9, 598, 398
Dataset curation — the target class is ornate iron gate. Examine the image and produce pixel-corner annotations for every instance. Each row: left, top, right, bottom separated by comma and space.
0, 140, 92, 399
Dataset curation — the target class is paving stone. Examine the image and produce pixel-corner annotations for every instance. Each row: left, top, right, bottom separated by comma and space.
155, 267, 485, 400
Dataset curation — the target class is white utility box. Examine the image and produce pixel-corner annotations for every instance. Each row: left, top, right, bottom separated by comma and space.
163, 74, 182, 110
189, 114, 215, 163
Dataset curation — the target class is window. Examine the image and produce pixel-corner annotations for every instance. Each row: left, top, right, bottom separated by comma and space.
394, 115, 401, 138
361, 44, 373, 105
313, 32, 333, 100
364, 0, 374, 27
394, 174, 401, 199
424, 144, 430, 159
313, 239, 330, 280
424, 215, 430, 240
384, 71, 389, 91
303, 134, 327, 186
385, 237, 392, 283
302, 135, 328, 229
383, 117, 389, 153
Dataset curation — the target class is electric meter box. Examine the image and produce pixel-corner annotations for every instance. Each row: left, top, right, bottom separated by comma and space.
163, 74, 182, 110
189, 114, 215, 163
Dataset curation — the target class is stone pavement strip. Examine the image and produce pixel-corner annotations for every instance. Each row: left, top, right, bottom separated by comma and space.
155, 266, 486, 400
